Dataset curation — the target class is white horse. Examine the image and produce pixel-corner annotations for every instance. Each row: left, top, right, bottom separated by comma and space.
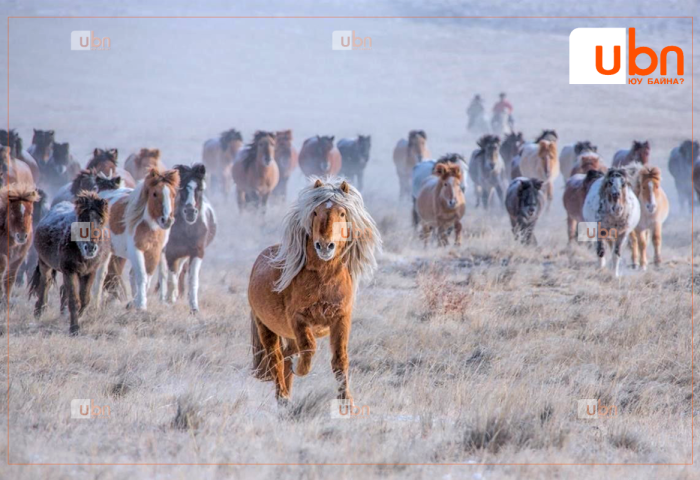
582, 168, 641, 277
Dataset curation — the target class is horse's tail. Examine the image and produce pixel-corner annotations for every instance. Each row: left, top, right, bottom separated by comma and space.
250, 312, 273, 381
28, 264, 54, 298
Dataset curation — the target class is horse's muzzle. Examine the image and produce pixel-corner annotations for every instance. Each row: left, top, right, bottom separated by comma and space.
80, 242, 99, 259
184, 206, 199, 224
314, 241, 336, 261
159, 216, 174, 229
14, 232, 28, 245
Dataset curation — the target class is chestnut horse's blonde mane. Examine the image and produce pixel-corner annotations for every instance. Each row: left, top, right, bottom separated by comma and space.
270, 177, 382, 293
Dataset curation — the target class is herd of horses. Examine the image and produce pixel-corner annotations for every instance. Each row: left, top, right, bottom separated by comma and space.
0, 124, 696, 403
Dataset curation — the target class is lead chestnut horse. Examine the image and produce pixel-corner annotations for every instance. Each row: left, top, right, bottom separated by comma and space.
232, 131, 279, 212
249, 178, 381, 404
299, 135, 341, 178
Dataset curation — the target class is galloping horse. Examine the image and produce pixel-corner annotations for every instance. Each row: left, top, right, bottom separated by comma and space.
28, 129, 54, 166
505, 177, 546, 245
249, 178, 381, 403
563, 170, 605, 244
468, 135, 505, 209
125, 148, 166, 181
160, 164, 217, 312
516, 131, 559, 208
393, 130, 429, 200
0, 184, 38, 301
415, 163, 466, 247
98, 168, 180, 310
31, 192, 111, 333
668, 140, 698, 212
87, 148, 136, 188
500, 132, 524, 180
232, 131, 279, 212
299, 135, 341, 177
583, 168, 640, 276
612, 140, 650, 167
559, 141, 598, 181
338, 135, 372, 191
629, 166, 669, 269
272, 130, 298, 201
202, 129, 244, 198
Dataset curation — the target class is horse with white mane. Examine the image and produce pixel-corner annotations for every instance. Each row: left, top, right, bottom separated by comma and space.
248, 178, 381, 404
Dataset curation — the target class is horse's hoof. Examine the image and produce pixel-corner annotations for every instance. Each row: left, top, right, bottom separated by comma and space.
630, 264, 638, 270
277, 396, 291, 407
126, 302, 133, 310
189, 308, 199, 316
69, 324, 80, 335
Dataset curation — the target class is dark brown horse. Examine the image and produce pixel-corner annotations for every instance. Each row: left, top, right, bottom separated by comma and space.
499, 132, 524, 180
28, 129, 54, 165
338, 135, 372, 191
160, 164, 217, 312
299, 136, 341, 177
87, 148, 136, 188
271, 130, 298, 201
30, 192, 111, 334
0, 185, 38, 301
232, 131, 279, 212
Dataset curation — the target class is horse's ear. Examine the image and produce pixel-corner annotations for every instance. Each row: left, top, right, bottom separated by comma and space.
47, 130, 54, 137
93, 148, 102, 157
313, 179, 323, 189
531, 179, 544, 191
643, 141, 650, 148
329, 136, 335, 143
164, 168, 180, 187
434, 163, 447, 177
340, 180, 350, 194
151, 149, 161, 158
109, 148, 118, 160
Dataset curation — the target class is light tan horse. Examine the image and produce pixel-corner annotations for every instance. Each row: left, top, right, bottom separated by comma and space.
249, 178, 381, 404
393, 130, 429, 200
629, 167, 669, 269
124, 148, 166, 181
202, 129, 244, 198
518, 140, 559, 208
232, 131, 279, 212
415, 163, 466, 247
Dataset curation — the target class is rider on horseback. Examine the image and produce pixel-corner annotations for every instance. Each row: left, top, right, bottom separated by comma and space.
493, 92, 514, 131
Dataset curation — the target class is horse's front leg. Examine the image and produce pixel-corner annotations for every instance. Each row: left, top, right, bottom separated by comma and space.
330, 315, 353, 402
454, 220, 463, 246
164, 255, 182, 304
187, 256, 202, 313
596, 239, 606, 269
260, 193, 270, 216
291, 313, 317, 377
128, 247, 148, 310
612, 236, 626, 277
494, 182, 505, 208
629, 230, 639, 269
79, 272, 96, 315
63, 272, 81, 335
93, 252, 111, 308
652, 224, 662, 267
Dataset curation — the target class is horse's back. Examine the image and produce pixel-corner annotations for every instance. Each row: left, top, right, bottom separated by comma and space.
563, 174, 587, 221
202, 139, 221, 167
392, 139, 408, 166
559, 145, 576, 180
612, 149, 627, 167
412, 160, 436, 199
415, 176, 439, 222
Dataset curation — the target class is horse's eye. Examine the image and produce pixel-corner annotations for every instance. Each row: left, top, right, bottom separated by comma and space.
340, 212, 345, 218
153, 192, 157, 197
313, 211, 317, 216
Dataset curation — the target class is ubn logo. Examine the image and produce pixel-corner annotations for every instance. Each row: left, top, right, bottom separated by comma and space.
577, 221, 617, 242
332, 31, 372, 51
569, 28, 684, 84
71, 399, 111, 419
71, 31, 111, 51
577, 399, 618, 419
71, 222, 110, 242
330, 399, 370, 419
331, 222, 373, 242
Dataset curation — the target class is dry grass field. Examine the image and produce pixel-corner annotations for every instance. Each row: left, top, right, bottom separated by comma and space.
1, 1, 699, 479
